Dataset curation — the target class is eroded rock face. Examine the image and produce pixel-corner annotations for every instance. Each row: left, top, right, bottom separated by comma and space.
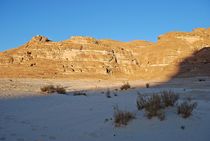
0, 28, 210, 80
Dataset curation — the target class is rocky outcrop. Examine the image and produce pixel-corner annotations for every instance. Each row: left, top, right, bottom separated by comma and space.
30, 35, 51, 43
0, 28, 210, 80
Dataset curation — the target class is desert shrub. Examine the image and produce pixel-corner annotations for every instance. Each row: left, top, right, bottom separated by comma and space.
55, 86, 66, 94
73, 91, 87, 96
161, 91, 179, 107
40, 85, 56, 93
137, 91, 197, 120
113, 106, 135, 127
136, 94, 168, 120
40, 85, 66, 94
137, 91, 179, 110
177, 100, 197, 118
144, 94, 164, 119
120, 82, 131, 90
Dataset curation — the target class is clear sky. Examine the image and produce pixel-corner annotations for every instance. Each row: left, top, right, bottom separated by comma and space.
0, 0, 210, 51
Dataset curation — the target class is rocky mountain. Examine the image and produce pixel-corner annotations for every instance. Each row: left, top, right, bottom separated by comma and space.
0, 28, 210, 80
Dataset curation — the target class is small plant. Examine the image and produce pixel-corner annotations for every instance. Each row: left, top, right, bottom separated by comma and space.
40, 85, 56, 93
177, 100, 197, 118
120, 82, 131, 90
113, 106, 135, 127
161, 91, 179, 107
73, 91, 87, 96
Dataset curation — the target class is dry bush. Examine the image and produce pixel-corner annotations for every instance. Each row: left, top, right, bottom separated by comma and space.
113, 106, 135, 127
55, 86, 66, 94
161, 91, 179, 107
73, 91, 87, 96
41, 85, 66, 94
40, 85, 56, 93
137, 91, 179, 110
144, 94, 164, 119
137, 91, 197, 120
120, 82, 131, 90
137, 94, 164, 120
177, 101, 197, 118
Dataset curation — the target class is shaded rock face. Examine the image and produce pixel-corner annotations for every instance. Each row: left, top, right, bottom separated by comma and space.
0, 28, 210, 80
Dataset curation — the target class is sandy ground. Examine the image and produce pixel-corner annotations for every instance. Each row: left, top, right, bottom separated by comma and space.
0, 77, 210, 141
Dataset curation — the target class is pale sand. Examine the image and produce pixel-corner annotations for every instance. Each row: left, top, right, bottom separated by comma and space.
0, 77, 210, 141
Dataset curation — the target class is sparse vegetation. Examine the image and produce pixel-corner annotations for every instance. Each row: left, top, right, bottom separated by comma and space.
136, 91, 179, 120
113, 106, 135, 127
177, 100, 197, 118
40, 85, 66, 94
120, 82, 131, 90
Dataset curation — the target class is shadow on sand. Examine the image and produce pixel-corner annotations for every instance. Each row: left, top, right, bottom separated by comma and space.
0, 47, 209, 99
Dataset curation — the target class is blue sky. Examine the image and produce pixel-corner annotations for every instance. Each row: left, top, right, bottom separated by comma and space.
0, 0, 210, 51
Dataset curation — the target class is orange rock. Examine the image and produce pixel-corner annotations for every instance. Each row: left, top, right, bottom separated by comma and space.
0, 28, 209, 80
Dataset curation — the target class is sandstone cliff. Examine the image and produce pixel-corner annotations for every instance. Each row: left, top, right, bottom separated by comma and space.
0, 28, 210, 80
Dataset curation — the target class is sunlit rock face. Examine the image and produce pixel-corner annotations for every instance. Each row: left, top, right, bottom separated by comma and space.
0, 28, 210, 80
